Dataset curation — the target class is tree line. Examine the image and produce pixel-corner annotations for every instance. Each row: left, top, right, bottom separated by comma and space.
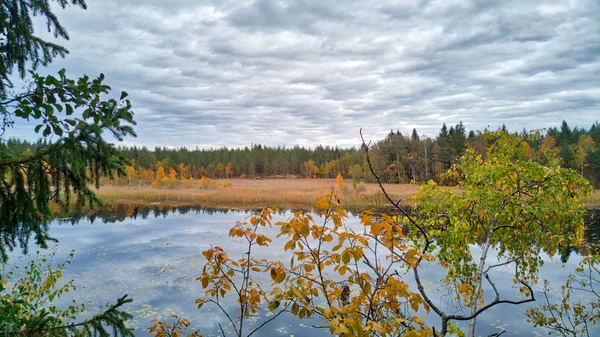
5, 120, 600, 186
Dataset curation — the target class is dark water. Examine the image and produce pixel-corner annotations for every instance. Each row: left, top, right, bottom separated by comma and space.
8, 207, 600, 337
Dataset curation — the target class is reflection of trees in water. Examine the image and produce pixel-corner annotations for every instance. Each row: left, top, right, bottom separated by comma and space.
54, 204, 294, 224
583, 209, 600, 250
369, 209, 600, 263
55, 204, 245, 224
556, 209, 600, 262
55, 206, 600, 260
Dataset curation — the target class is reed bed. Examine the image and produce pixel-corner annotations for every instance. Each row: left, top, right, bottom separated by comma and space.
94, 178, 600, 211
94, 179, 423, 212
583, 189, 600, 208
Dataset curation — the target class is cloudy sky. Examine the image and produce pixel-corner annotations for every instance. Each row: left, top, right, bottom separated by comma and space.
9, 0, 600, 148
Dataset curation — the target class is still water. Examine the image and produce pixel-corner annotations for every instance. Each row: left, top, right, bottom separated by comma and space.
10, 206, 600, 336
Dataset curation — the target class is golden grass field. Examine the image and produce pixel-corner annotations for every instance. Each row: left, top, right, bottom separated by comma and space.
94, 179, 422, 211
94, 178, 600, 211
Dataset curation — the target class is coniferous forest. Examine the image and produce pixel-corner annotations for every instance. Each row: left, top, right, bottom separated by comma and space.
7, 120, 600, 187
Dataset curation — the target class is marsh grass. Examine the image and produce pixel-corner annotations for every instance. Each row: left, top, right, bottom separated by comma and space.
583, 189, 600, 208
92, 178, 600, 212
92, 178, 423, 212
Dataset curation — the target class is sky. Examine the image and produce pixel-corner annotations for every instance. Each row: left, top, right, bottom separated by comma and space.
7, 0, 600, 149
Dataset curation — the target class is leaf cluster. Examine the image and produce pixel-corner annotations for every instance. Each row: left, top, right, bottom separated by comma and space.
527, 254, 600, 337
0, 69, 136, 261
0, 250, 133, 337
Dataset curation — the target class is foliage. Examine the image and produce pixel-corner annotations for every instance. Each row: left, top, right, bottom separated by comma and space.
0, 0, 87, 97
336, 172, 344, 190
22, 120, 592, 188
0, 250, 133, 336
148, 316, 202, 337
1, 1, 136, 259
216, 180, 231, 188
0, 70, 136, 260
195, 208, 289, 337
1, 1, 135, 336
158, 130, 592, 337
527, 254, 600, 337
405, 130, 592, 336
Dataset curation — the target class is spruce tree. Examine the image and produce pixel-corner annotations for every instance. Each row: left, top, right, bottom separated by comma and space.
1, 1, 135, 336
1, 0, 136, 259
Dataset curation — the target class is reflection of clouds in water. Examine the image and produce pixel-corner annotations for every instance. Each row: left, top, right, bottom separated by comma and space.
10, 209, 596, 336
35, 210, 318, 337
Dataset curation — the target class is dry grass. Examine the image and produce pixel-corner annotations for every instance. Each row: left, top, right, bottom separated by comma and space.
95, 178, 423, 212
583, 189, 600, 208
94, 178, 600, 211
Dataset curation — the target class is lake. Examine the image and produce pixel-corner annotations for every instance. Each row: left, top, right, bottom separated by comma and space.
8, 205, 600, 337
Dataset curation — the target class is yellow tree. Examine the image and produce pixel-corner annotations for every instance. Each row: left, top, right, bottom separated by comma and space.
193, 196, 431, 337
301, 160, 319, 178
168, 168, 177, 182
575, 134, 596, 175
139, 168, 154, 184
225, 162, 233, 178
537, 135, 561, 164
178, 162, 191, 179
152, 166, 166, 187
194, 208, 290, 337
336, 172, 344, 190
125, 165, 136, 185
197, 166, 208, 178
215, 163, 225, 179
319, 162, 327, 178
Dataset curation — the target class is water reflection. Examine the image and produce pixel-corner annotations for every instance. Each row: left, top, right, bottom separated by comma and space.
56, 204, 253, 225
15, 207, 600, 336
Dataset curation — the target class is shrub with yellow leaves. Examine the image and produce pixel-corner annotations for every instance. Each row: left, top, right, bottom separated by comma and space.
150, 130, 592, 337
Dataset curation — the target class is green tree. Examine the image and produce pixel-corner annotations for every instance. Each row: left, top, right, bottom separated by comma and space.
1, 0, 136, 259
410, 131, 591, 336
1, 0, 84, 97
0, 1, 135, 336
575, 134, 596, 175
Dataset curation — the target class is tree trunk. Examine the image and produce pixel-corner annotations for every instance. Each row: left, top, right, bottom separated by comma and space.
468, 218, 496, 337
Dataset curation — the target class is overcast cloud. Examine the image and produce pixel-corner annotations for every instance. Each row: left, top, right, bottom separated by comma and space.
8, 0, 600, 148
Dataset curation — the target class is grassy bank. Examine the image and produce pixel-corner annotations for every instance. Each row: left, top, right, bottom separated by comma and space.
93, 178, 600, 212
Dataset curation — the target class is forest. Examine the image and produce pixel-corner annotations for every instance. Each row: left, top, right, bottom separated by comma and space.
5, 120, 600, 187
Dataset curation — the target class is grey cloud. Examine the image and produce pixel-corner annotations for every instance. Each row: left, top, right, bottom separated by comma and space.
7, 0, 599, 147
227, 0, 351, 34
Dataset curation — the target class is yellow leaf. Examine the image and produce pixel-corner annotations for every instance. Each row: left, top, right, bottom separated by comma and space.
342, 250, 351, 264
275, 269, 286, 283
371, 222, 382, 236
